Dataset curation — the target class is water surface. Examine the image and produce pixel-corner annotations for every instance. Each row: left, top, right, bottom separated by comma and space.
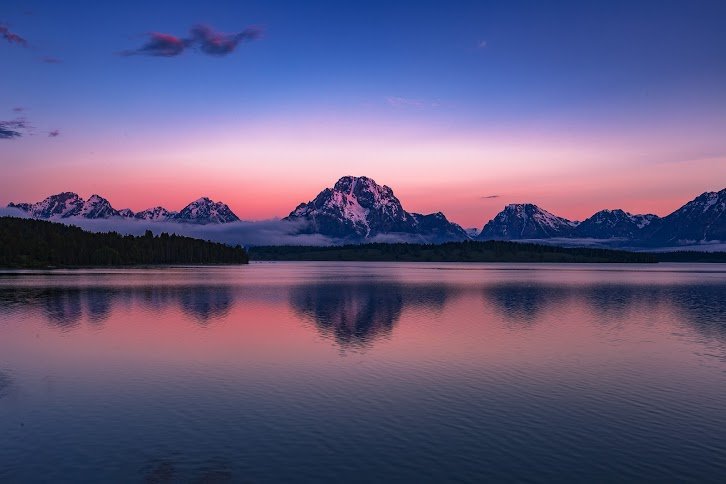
1, 262, 725, 482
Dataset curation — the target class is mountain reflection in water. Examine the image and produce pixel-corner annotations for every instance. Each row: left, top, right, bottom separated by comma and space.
1, 270, 724, 347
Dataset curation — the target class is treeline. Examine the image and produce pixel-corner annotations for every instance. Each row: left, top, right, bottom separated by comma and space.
0, 217, 248, 268
653, 251, 726, 263
249, 241, 658, 263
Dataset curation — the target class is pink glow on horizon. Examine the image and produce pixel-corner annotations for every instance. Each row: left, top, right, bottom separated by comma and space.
2, 114, 725, 227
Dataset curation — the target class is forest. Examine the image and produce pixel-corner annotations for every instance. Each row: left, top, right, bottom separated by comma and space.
0, 217, 249, 268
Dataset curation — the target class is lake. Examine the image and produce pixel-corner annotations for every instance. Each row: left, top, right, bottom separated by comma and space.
1, 262, 725, 482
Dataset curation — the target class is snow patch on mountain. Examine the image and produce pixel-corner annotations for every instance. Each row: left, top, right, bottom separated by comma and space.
134, 206, 175, 221
172, 197, 240, 224
478, 203, 576, 240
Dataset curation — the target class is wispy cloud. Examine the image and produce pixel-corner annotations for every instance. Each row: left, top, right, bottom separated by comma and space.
0, 24, 27, 47
48, 129, 60, 137
12, 107, 24, 113
386, 96, 439, 108
122, 24, 262, 58
480, 195, 500, 199
477, 40, 487, 49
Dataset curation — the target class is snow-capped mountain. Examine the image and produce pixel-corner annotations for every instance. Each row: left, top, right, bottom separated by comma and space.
572, 209, 659, 239
8, 193, 239, 224
78, 194, 120, 219
285, 176, 468, 241
477, 203, 577, 240
9, 192, 84, 219
643, 189, 726, 244
172, 197, 240, 224
134, 206, 175, 221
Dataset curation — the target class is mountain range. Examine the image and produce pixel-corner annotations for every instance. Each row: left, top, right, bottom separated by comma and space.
8, 194, 239, 225
6, 179, 725, 247
477, 188, 725, 246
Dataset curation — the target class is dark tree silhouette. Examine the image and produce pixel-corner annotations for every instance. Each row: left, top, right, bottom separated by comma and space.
0, 217, 248, 267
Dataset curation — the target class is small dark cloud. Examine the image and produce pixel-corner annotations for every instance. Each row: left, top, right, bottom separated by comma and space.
48, 129, 60, 137
0, 126, 22, 139
40, 56, 62, 64
12, 107, 24, 112
122, 24, 261, 58
121, 32, 188, 57
190, 24, 262, 56
0, 119, 29, 139
480, 195, 500, 199
0, 24, 27, 47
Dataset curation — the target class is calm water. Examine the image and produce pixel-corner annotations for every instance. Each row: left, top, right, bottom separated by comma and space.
1, 262, 725, 482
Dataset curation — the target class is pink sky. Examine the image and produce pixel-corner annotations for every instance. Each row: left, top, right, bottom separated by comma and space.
2, 115, 725, 227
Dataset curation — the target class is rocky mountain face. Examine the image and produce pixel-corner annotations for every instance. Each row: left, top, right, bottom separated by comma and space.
134, 206, 175, 221
9, 192, 85, 218
7, 193, 239, 224
643, 189, 726, 244
477, 203, 577, 240
77, 194, 120, 219
475, 189, 725, 246
172, 197, 240, 224
572, 209, 659, 239
8, 192, 121, 219
285, 176, 468, 242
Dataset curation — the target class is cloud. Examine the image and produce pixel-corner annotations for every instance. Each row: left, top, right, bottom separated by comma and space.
190, 24, 262, 56
386, 96, 423, 108
48, 129, 60, 137
121, 32, 189, 57
40, 56, 62, 64
8, 216, 335, 247
122, 24, 262, 58
0, 24, 27, 47
386, 96, 442, 109
12, 107, 24, 113
480, 195, 500, 199
477, 40, 487, 49
0, 207, 31, 218
0, 118, 29, 139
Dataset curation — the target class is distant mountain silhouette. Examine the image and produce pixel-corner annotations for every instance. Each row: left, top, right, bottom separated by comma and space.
9, 193, 239, 224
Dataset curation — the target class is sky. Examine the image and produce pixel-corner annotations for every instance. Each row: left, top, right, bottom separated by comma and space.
2, 0, 725, 228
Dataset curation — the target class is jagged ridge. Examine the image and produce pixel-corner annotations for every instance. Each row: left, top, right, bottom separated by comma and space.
8, 193, 239, 224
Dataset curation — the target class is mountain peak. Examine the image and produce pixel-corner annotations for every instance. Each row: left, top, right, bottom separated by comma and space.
134, 206, 174, 221
644, 188, 725, 244
478, 203, 575, 240
79, 194, 119, 218
285, 176, 467, 242
10, 192, 85, 219
573, 209, 658, 238
173, 197, 240, 224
